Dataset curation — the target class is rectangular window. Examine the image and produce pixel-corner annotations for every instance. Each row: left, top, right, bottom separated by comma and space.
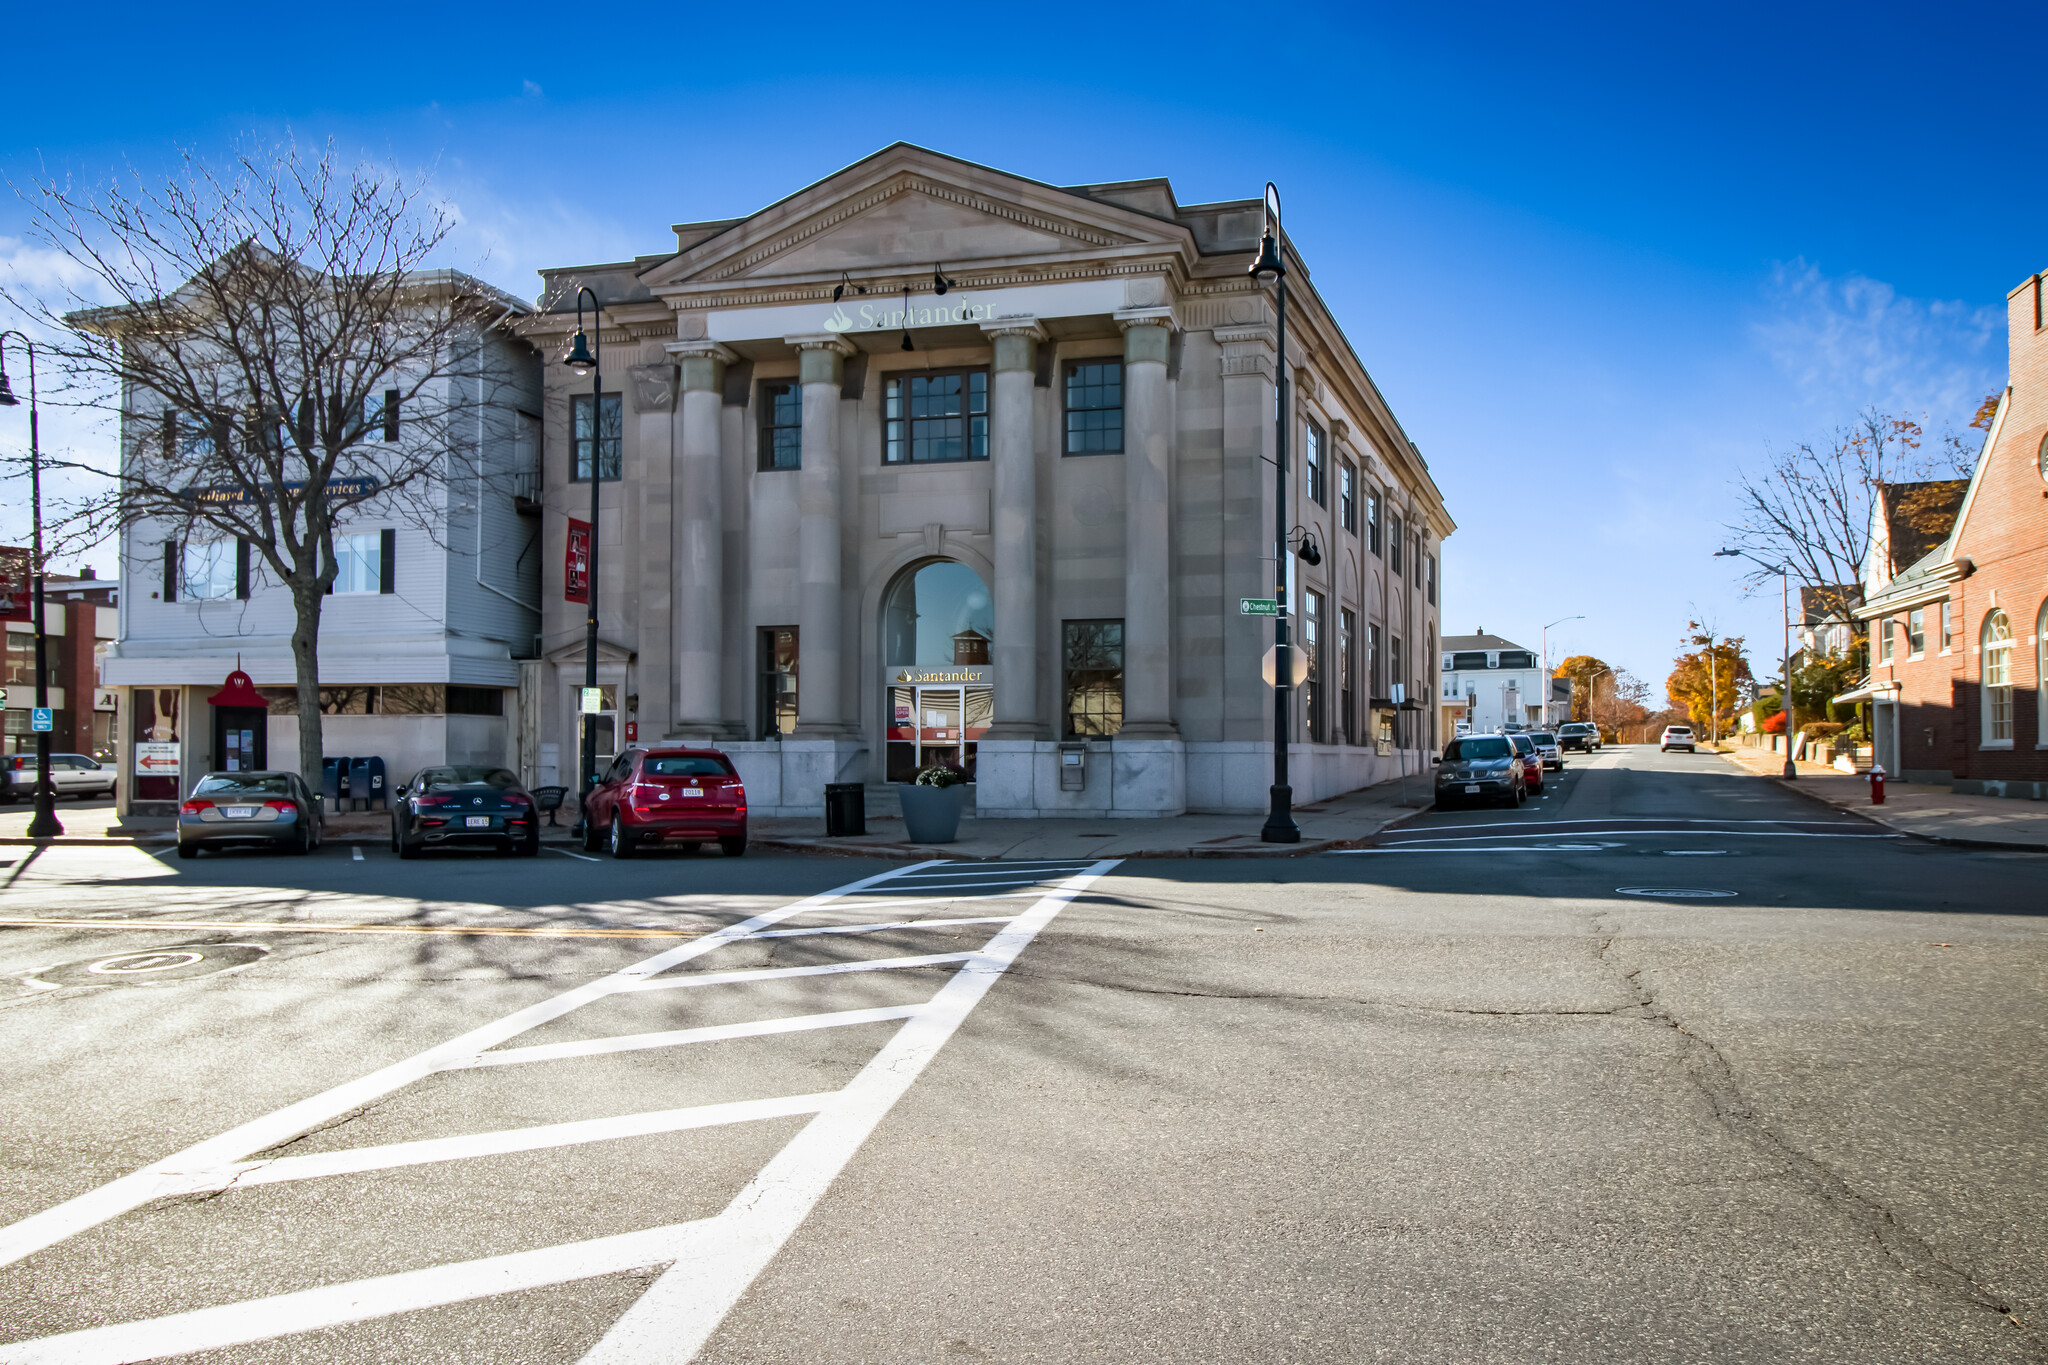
1340, 607, 1357, 743
1305, 421, 1327, 507
1389, 514, 1404, 576
444, 686, 505, 716
1391, 634, 1405, 702
4, 631, 56, 687
1940, 600, 1953, 652
1064, 360, 1123, 455
1303, 590, 1324, 741
333, 532, 384, 594
1063, 619, 1124, 738
1880, 617, 1895, 663
180, 540, 237, 601
366, 389, 401, 443
1907, 608, 1926, 656
171, 412, 218, 462
758, 627, 798, 739
1412, 534, 1423, 585
1426, 553, 1437, 606
570, 392, 623, 481
1366, 493, 1382, 557
885, 369, 988, 463
1339, 462, 1357, 534
1369, 622, 1384, 696
758, 382, 802, 471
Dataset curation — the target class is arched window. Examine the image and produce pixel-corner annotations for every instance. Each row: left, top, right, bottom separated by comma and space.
1983, 610, 2014, 744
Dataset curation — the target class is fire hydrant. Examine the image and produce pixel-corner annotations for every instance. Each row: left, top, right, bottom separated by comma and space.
1869, 764, 1886, 805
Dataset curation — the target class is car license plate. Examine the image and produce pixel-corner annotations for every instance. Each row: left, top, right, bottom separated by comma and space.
223, 806, 255, 819
681, 789, 704, 798
466, 816, 491, 827
1464, 784, 1480, 794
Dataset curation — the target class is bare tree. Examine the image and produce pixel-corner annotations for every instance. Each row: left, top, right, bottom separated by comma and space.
1724, 408, 1979, 621
1, 143, 516, 785
1588, 668, 1651, 739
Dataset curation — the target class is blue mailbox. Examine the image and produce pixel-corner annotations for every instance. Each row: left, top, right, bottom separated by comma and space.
322, 756, 351, 811
348, 756, 387, 810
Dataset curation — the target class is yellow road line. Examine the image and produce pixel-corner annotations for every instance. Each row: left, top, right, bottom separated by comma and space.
0, 917, 700, 940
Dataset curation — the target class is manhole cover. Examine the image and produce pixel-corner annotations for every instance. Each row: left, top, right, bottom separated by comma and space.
1616, 887, 1738, 899
26, 942, 269, 988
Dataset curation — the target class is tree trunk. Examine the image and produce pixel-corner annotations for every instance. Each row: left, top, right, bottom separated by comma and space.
290, 581, 326, 788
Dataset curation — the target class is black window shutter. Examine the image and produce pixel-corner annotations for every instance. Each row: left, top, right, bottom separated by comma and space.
162, 412, 178, 458
383, 389, 401, 442
162, 541, 178, 602
379, 529, 396, 594
235, 538, 251, 599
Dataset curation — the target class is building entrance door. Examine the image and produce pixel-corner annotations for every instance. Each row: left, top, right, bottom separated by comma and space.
886, 682, 992, 782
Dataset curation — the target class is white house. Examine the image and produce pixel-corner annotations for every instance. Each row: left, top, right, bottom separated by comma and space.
1440, 631, 1555, 732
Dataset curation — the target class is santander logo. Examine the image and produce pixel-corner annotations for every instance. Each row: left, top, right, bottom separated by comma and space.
821, 304, 855, 333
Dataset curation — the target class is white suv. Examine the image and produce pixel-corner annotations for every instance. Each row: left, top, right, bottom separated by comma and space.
1660, 726, 1696, 754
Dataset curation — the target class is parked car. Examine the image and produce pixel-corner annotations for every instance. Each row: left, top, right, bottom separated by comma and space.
1526, 730, 1565, 771
0, 752, 116, 802
177, 771, 324, 857
1556, 722, 1601, 753
1660, 725, 1697, 753
1507, 732, 1544, 793
583, 747, 748, 858
1434, 734, 1525, 809
392, 766, 540, 858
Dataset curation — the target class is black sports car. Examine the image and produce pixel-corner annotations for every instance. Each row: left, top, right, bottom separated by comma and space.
392, 766, 540, 858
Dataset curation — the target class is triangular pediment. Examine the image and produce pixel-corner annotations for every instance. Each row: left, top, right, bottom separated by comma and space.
642, 147, 1188, 293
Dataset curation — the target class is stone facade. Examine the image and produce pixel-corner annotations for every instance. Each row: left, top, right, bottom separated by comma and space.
523, 146, 1451, 817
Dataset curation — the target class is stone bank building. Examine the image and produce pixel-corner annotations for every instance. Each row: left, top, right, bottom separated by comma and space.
525, 146, 1451, 816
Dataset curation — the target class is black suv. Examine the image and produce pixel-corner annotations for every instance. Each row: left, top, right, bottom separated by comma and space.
1557, 722, 1601, 752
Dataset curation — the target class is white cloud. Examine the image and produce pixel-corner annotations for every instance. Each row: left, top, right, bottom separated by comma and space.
522, 80, 543, 98
1750, 259, 2002, 424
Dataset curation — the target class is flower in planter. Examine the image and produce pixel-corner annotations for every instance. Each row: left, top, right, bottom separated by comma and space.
914, 763, 968, 788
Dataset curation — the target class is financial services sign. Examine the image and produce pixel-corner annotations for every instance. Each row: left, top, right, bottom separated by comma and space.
181, 476, 381, 505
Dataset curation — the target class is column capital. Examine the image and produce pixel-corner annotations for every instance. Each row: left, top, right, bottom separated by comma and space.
665, 341, 736, 394
1113, 307, 1178, 334
979, 314, 1046, 341
663, 340, 736, 363
784, 332, 859, 357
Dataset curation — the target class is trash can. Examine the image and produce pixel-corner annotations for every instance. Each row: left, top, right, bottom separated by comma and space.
322, 757, 350, 812
824, 782, 866, 837
348, 756, 387, 811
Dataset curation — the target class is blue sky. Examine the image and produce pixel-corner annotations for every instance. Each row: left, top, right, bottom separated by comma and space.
2, 1, 2034, 698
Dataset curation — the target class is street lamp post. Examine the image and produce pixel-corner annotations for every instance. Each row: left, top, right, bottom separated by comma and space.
1250, 183, 1298, 844
0, 333, 62, 838
560, 291, 605, 838
1716, 549, 1796, 779
1540, 614, 1584, 728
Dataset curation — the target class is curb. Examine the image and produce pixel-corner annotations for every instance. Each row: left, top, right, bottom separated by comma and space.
0, 835, 173, 847
1714, 750, 2048, 853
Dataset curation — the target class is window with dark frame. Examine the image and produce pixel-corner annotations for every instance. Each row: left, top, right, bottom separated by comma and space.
884, 369, 988, 463
758, 382, 802, 470
1340, 607, 1357, 743
1426, 553, 1437, 606
1366, 492, 1382, 557
1389, 513, 1404, 575
1305, 421, 1327, 507
570, 392, 623, 481
1303, 590, 1324, 740
1063, 619, 1124, 738
1941, 599, 1953, 651
758, 627, 798, 739
1339, 462, 1357, 534
1064, 360, 1123, 455
1907, 608, 1925, 656
1369, 622, 1383, 696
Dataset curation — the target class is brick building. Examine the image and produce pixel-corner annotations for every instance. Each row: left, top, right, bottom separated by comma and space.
1, 566, 118, 762
1851, 269, 2048, 796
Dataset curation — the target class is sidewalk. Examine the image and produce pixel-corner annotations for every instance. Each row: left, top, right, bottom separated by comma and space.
1718, 746, 2048, 851
751, 773, 1435, 861
0, 805, 583, 847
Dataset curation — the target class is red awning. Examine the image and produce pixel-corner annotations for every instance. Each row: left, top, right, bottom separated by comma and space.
207, 668, 269, 709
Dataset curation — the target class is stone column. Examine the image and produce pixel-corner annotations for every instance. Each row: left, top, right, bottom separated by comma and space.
789, 333, 856, 736
665, 341, 733, 738
1119, 314, 1176, 737
981, 320, 1044, 737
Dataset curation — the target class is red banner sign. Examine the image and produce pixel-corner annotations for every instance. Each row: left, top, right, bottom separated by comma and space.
0, 547, 29, 622
565, 520, 591, 604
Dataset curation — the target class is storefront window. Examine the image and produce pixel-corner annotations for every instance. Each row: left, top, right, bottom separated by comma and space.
1063, 620, 1124, 738
1064, 360, 1123, 454
759, 382, 802, 470
884, 370, 988, 463
759, 627, 798, 739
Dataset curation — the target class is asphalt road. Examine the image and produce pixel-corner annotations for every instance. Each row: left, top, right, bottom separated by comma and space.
0, 746, 2040, 1363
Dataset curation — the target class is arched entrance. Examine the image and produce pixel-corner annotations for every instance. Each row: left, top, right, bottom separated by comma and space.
882, 560, 994, 782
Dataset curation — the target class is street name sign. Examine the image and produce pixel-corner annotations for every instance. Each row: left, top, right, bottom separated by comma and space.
1239, 598, 1281, 617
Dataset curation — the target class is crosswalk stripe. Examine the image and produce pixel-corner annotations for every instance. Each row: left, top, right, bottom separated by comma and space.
448, 1005, 924, 1070
746, 914, 1016, 940
621, 953, 976, 993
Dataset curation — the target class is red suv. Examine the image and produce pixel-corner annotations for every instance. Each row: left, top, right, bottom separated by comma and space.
583, 748, 748, 859
1507, 732, 1544, 794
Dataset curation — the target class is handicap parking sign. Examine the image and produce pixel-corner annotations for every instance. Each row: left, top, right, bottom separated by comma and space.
30, 707, 52, 732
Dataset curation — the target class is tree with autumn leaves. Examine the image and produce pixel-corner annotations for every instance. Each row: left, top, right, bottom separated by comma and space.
1668, 637, 1752, 739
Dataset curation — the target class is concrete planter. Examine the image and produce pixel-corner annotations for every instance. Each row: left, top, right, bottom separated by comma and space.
897, 783, 966, 843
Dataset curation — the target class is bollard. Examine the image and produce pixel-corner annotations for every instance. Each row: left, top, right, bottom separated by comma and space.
1870, 764, 1886, 805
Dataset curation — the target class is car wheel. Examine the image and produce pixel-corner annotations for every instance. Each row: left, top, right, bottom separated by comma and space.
581, 814, 602, 853
291, 822, 311, 856
397, 830, 419, 860
516, 830, 539, 858
720, 836, 747, 858
176, 840, 198, 860
609, 816, 634, 859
